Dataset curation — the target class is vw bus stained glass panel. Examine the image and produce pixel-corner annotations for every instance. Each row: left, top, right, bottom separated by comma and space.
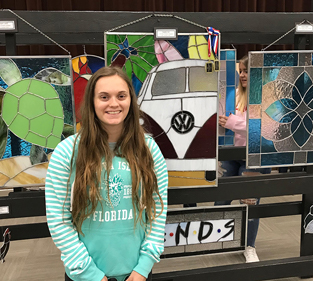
105, 32, 219, 187
247, 51, 313, 168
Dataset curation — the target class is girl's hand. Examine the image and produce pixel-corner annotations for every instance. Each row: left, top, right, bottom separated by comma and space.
219, 115, 228, 127
101, 277, 108, 281
125, 271, 146, 281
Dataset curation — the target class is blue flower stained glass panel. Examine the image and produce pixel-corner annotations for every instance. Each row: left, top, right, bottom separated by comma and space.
247, 51, 313, 168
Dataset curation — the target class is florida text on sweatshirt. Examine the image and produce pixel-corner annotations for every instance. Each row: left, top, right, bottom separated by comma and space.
45, 134, 168, 281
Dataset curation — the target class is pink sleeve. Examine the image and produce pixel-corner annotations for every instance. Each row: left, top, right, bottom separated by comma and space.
224, 113, 246, 137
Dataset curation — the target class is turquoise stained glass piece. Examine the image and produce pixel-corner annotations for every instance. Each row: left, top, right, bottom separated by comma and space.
261, 137, 277, 153
225, 128, 234, 136
218, 136, 224, 145
307, 151, 313, 163
226, 50, 235, 60
304, 86, 313, 107
280, 111, 297, 123
265, 100, 292, 122
261, 152, 294, 165
280, 98, 297, 110
291, 116, 301, 134
263, 68, 280, 85
226, 61, 235, 86
248, 119, 261, 153
292, 120, 310, 147
298, 72, 312, 97
224, 136, 234, 145
308, 110, 313, 120
292, 87, 302, 104
226, 86, 235, 113
304, 115, 313, 133
263, 53, 298, 67
220, 51, 226, 60
249, 68, 262, 104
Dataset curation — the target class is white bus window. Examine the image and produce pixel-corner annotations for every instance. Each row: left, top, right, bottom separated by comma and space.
151, 68, 186, 96
189, 66, 218, 92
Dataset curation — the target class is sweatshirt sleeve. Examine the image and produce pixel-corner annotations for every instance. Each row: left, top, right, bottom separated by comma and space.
133, 136, 168, 278
45, 136, 105, 281
224, 112, 247, 137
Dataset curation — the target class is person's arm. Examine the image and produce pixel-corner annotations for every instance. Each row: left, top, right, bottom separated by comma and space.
132, 137, 168, 279
224, 113, 247, 136
45, 138, 105, 281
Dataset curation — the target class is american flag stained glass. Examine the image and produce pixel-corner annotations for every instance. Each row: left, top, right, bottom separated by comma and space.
247, 51, 313, 168
105, 32, 219, 187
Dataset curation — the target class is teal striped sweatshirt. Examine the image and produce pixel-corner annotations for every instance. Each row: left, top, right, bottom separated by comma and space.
45, 134, 168, 281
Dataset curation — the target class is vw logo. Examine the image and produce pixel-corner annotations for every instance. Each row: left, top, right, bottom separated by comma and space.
171, 111, 195, 134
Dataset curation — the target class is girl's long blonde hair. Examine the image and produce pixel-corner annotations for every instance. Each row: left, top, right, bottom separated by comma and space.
69, 66, 163, 234
236, 55, 248, 112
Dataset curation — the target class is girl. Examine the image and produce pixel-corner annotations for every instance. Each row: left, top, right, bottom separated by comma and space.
45, 66, 168, 281
216, 55, 271, 263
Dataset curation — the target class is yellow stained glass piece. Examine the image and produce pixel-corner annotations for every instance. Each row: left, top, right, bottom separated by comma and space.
72, 56, 87, 74
188, 36, 215, 60
188, 35, 215, 60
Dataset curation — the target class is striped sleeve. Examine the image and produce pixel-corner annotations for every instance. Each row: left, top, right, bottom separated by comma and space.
45, 136, 105, 281
133, 136, 168, 278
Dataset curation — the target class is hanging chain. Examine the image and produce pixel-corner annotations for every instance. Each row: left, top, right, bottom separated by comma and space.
261, 19, 307, 51
5, 9, 71, 55
106, 13, 206, 33
106, 14, 153, 32
173, 15, 207, 30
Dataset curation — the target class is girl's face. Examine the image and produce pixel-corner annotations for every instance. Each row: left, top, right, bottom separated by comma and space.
239, 62, 248, 88
93, 74, 131, 135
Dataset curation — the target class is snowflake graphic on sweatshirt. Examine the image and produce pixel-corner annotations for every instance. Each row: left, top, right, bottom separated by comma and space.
103, 174, 124, 207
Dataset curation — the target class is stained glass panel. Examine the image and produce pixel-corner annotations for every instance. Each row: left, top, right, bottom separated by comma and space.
0, 56, 74, 187
247, 51, 313, 168
105, 32, 219, 187
72, 54, 105, 123
218, 49, 236, 146
164, 205, 247, 256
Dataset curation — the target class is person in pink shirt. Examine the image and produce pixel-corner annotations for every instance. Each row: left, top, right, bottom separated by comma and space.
216, 55, 271, 263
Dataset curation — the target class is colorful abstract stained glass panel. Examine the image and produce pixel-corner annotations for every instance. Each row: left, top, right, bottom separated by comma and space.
247, 51, 313, 168
72, 55, 105, 122
105, 32, 219, 187
219, 49, 236, 146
